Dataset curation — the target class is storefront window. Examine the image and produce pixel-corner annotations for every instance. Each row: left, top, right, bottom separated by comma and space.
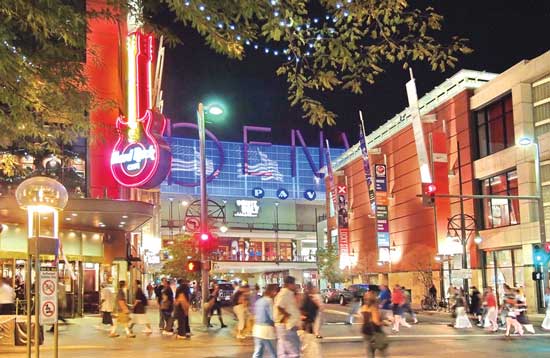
475, 94, 514, 158
484, 248, 523, 302
481, 169, 520, 229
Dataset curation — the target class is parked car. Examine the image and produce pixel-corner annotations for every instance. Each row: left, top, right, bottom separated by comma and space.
321, 288, 344, 304
338, 284, 380, 305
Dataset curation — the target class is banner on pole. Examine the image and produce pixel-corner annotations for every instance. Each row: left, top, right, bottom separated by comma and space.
375, 164, 390, 249
358, 117, 376, 214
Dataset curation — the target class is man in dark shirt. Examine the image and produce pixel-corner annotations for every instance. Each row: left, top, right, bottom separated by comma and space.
155, 278, 168, 331
207, 284, 227, 328
109, 281, 135, 338
174, 279, 191, 339
161, 279, 176, 335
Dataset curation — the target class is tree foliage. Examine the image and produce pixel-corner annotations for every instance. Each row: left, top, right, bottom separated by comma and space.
153, 0, 471, 127
162, 233, 201, 280
0, 0, 96, 154
316, 245, 344, 285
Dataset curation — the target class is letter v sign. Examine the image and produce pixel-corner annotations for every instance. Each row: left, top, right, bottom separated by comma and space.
304, 190, 316, 201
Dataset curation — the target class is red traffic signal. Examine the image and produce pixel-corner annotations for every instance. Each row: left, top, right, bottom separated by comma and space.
544, 242, 550, 254
200, 233, 210, 241
421, 183, 436, 207
186, 260, 201, 272
427, 183, 436, 194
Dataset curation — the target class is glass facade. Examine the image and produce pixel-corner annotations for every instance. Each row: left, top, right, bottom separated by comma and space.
481, 169, 519, 229
161, 137, 344, 200
484, 248, 524, 302
475, 94, 514, 158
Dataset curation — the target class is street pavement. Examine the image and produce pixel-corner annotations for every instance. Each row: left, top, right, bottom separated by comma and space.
1, 304, 550, 357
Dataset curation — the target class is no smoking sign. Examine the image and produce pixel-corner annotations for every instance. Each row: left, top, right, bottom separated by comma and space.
39, 267, 58, 325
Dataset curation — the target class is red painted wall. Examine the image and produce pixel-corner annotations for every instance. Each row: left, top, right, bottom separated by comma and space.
85, 1, 124, 199
334, 89, 479, 274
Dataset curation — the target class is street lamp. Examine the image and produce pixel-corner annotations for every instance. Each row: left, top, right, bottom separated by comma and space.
518, 136, 548, 308
16, 176, 67, 358
197, 101, 225, 327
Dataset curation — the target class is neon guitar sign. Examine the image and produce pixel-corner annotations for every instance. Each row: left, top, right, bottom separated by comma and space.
110, 30, 171, 188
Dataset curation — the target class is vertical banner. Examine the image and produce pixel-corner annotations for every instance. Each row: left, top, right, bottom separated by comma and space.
359, 112, 376, 214
325, 140, 338, 209
432, 131, 451, 254
375, 164, 390, 258
39, 266, 58, 325
337, 184, 350, 268
406, 69, 432, 184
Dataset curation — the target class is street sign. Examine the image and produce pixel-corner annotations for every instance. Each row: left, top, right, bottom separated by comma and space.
185, 217, 200, 232
39, 266, 58, 325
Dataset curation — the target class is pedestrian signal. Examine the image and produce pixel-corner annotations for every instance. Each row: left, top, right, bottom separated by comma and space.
186, 260, 201, 272
532, 271, 543, 281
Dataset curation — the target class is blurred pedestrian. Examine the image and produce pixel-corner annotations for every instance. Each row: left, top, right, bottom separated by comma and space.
130, 280, 152, 335
146, 282, 154, 300
401, 286, 417, 324
515, 288, 535, 334
49, 281, 67, 332
483, 287, 498, 332
311, 285, 324, 338
174, 279, 191, 339
274, 276, 301, 358
109, 281, 135, 338
377, 285, 392, 322
453, 289, 472, 329
155, 278, 168, 331
361, 291, 388, 358
391, 285, 411, 332
252, 284, 278, 358
160, 279, 175, 335
503, 287, 523, 337
542, 287, 550, 330
234, 284, 251, 339
98, 279, 114, 329
469, 287, 482, 325
346, 286, 362, 325
207, 284, 227, 328
301, 283, 322, 358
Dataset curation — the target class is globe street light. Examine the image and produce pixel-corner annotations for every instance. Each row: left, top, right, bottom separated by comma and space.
16, 176, 67, 358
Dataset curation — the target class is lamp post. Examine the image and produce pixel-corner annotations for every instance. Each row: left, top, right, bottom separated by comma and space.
518, 136, 548, 309
197, 102, 224, 326
16, 177, 68, 358
274, 202, 280, 264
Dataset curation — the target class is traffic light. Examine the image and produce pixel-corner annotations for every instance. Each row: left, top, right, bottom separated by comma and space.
194, 231, 218, 251
533, 244, 549, 265
422, 183, 436, 207
186, 260, 201, 272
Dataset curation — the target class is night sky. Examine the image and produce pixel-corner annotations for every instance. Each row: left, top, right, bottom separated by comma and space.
162, 0, 550, 147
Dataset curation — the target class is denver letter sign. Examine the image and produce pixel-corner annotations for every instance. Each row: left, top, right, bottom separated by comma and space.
110, 30, 171, 189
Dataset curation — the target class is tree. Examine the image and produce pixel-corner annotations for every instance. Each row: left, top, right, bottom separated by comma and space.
149, 0, 470, 126
162, 233, 201, 280
317, 245, 344, 285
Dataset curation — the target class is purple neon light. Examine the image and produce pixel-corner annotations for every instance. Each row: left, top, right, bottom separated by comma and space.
290, 129, 324, 178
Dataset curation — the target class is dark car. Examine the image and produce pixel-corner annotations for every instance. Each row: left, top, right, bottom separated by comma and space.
217, 282, 235, 305
339, 284, 380, 305
321, 288, 342, 304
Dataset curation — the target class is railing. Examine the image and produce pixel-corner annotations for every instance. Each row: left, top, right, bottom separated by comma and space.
212, 254, 317, 263
161, 219, 316, 232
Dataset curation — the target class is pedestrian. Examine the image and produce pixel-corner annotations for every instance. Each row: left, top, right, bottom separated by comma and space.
146, 282, 154, 300
453, 289, 472, 329
345, 286, 362, 325
300, 282, 322, 358
274, 276, 301, 358
391, 285, 411, 332
98, 280, 114, 330
130, 280, 152, 335
311, 285, 324, 339
109, 280, 136, 338
503, 288, 523, 337
252, 284, 278, 358
155, 278, 168, 331
207, 284, 227, 328
361, 291, 388, 358
49, 281, 68, 332
542, 287, 550, 330
174, 279, 191, 339
483, 287, 498, 332
234, 284, 251, 339
429, 283, 437, 302
401, 286, 417, 324
161, 279, 176, 335
469, 287, 482, 325
515, 288, 535, 334
377, 285, 392, 323
0, 278, 15, 315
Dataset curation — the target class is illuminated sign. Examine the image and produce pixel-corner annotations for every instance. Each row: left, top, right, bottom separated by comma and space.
234, 200, 260, 217
110, 30, 172, 189
304, 189, 316, 201
276, 188, 289, 200
252, 187, 265, 199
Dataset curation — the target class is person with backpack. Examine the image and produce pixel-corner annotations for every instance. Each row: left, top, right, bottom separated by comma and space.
362, 291, 388, 358
130, 280, 152, 334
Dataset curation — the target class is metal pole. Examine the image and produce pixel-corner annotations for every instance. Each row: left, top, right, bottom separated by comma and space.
26, 239, 31, 357
456, 141, 469, 295
34, 233, 39, 358
275, 203, 280, 264
534, 143, 548, 309
198, 102, 209, 327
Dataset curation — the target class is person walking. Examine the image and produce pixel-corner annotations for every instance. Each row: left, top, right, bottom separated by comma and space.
401, 286, 417, 324
301, 283, 322, 358
130, 280, 152, 335
109, 281, 135, 338
174, 279, 191, 339
98, 280, 115, 330
0, 278, 15, 315
391, 285, 411, 332
207, 284, 227, 328
274, 276, 301, 358
252, 284, 278, 358
429, 283, 437, 303
155, 278, 168, 332
542, 287, 550, 330
146, 282, 154, 300
345, 287, 362, 325
161, 279, 176, 335
234, 284, 251, 339
361, 291, 388, 358
378, 285, 392, 323
49, 281, 68, 332
503, 288, 523, 337
453, 289, 472, 329
515, 288, 535, 334
469, 287, 482, 325
311, 285, 324, 338
483, 287, 498, 332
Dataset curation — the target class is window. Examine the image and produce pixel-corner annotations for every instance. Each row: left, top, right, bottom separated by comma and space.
475, 94, 514, 158
484, 248, 524, 302
481, 169, 519, 229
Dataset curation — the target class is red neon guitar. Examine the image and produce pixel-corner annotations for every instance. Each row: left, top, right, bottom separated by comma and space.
110, 30, 171, 189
